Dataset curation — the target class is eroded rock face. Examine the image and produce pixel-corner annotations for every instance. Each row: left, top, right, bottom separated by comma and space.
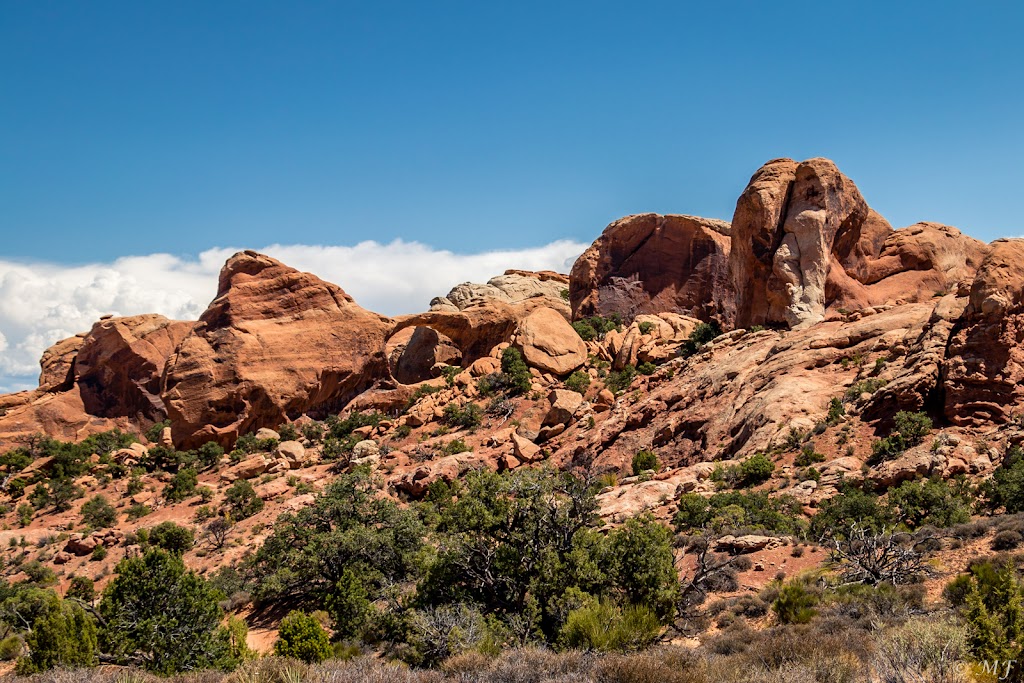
944, 239, 1024, 425
569, 213, 733, 325
728, 158, 989, 330
75, 315, 194, 421
387, 326, 462, 385
162, 251, 393, 448
0, 315, 193, 450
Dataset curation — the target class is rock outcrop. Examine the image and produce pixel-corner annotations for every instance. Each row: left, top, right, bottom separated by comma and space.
432, 270, 570, 317
162, 251, 393, 448
0, 315, 193, 449
570, 213, 732, 325
944, 239, 1024, 425
729, 158, 988, 329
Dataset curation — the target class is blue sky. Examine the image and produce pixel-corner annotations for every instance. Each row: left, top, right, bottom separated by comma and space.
0, 1, 1022, 390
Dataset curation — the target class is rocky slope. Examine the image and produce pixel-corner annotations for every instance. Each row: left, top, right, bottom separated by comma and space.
1, 157, 1023, 655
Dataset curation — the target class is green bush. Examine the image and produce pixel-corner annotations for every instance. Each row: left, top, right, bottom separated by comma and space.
631, 449, 660, 475
67, 576, 95, 603
674, 491, 805, 536
636, 361, 656, 375
678, 321, 722, 358
19, 594, 97, 673
99, 549, 232, 673
571, 315, 621, 342
274, 610, 331, 663
80, 495, 118, 529
606, 515, 678, 620
947, 557, 1024, 665
870, 411, 933, 463
163, 468, 198, 502
565, 370, 591, 395
795, 444, 825, 468
441, 402, 483, 429
773, 581, 819, 624
739, 453, 775, 486
0, 635, 20, 661
888, 477, 971, 529
810, 487, 891, 539
197, 442, 225, 469
147, 521, 195, 554
981, 445, 1024, 513
224, 479, 264, 520
325, 568, 371, 640
637, 321, 655, 335
500, 347, 532, 395
558, 600, 661, 652
605, 365, 638, 394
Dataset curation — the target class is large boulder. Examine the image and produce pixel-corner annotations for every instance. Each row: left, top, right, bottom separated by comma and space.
163, 251, 393, 448
512, 307, 587, 375
570, 213, 733, 325
387, 326, 462, 385
944, 239, 1024, 425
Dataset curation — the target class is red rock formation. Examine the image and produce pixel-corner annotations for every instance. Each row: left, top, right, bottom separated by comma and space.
162, 251, 393, 448
0, 315, 191, 449
76, 315, 194, 421
730, 158, 988, 329
944, 239, 1024, 425
569, 213, 733, 325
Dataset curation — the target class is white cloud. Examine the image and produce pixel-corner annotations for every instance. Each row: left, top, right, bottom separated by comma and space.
0, 239, 586, 392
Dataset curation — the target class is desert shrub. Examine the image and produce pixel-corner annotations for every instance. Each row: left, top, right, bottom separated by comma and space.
224, 479, 264, 520
795, 444, 825, 468
810, 487, 891, 539
126, 503, 151, 520
606, 515, 679, 620
740, 453, 775, 486
500, 347, 532, 396
674, 491, 805, 536
870, 411, 933, 463
91, 544, 107, 561
67, 576, 95, 603
637, 321, 655, 335
22, 561, 57, 586
441, 402, 483, 429
993, 530, 1023, 551
99, 549, 233, 673
873, 616, 969, 683
197, 442, 225, 470
826, 397, 846, 425
163, 467, 198, 502
407, 603, 490, 667
147, 521, 194, 554
558, 600, 661, 652
80, 494, 118, 529
980, 445, 1024, 513
946, 556, 1024, 668
16, 503, 33, 527
0, 635, 20, 661
632, 449, 659, 475
637, 361, 657, 375
249, 468, 424, 624
565, 370, 591, 395
888, 477, 971, 529
605, 364, 638, 394
572, 315, 620, 342
773, 581, 819, 624
845, 378, 888, 401
274, 610, 331, 663
325, 568, 372, 641
477, 348, 532, 397
17, 593, 98, 673
678, 321, 722, 358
